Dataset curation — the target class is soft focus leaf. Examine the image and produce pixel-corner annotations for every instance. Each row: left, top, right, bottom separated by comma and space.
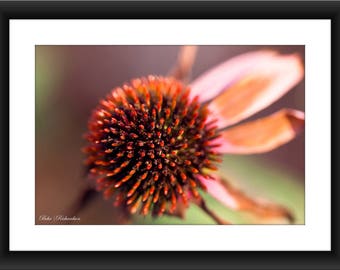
36, 46, 63, 130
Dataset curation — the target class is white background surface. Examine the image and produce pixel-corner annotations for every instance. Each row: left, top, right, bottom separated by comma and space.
10, 19, 331, 251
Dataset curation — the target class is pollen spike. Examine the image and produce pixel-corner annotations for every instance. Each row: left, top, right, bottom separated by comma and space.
160, 201, 166, 214
146, 163, 152, 170
141, 172, 148, 180
171, 99, 177, 110
180, 172, 187, 182
159, 118, 165, 126
139, 150, 146, 157
126, 193, 138, 205
176, 183, 183, 194
191, 168, 199, 174
170, 174, 176, 185
142, 189, 150, 202
150, 185, 156, 195
153, 189, 160, 203
189, 179, 197, 187
181, 192, 188, 206
178, 129, 185, 137
165, 108, 171, 119
114, 180, 124, 188
190, 186, 200, 198
184, 160, 191, 165
130, 199, 141, 214
121, 170, 135, 182
170, 192, 177, 212
164, 184, 169, 196
141, 197, 152, 216
127, 179, 142, 197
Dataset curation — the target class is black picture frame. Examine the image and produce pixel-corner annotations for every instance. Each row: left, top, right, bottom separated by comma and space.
2, 1, 336, 269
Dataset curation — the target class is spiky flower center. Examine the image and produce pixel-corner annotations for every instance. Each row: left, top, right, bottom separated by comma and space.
84, 76, 221, 216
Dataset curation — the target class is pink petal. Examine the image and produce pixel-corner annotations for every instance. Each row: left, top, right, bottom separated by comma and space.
215, 109, 305, 154
189, 50, 279, 102
207, 52, 304, 128
198, 176, 239, 210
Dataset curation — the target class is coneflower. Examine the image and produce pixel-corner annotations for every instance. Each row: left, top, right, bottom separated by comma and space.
83, 47, 305, 224
84, 76, 222, 216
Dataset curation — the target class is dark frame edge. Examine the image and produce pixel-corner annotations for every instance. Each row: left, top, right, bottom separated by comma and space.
1, 1, 337, 270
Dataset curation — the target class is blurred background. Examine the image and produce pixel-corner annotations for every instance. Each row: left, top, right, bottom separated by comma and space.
35, 45, 305, 225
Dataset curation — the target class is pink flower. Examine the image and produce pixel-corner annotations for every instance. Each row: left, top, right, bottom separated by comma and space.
84, 47, 304, 224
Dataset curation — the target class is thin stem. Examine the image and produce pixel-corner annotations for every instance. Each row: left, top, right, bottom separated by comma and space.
169, 45, 198, 83
62, 186, 98, 223
164, 204, 185, 219
196, 199, 231, 225
63, 186, 133, 224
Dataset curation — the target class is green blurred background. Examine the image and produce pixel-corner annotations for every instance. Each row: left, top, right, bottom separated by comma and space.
35, 46, 305, 225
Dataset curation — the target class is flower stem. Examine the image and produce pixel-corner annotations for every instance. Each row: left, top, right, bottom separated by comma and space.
197, 199, 231, 225
63, 186, 97, 222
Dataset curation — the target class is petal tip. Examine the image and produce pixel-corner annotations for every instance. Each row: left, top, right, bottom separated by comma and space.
283, 108, 305, 120
280, 108, 305, 135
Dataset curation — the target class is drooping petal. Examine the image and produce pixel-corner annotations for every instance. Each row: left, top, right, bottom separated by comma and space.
189, 50, 279, 102
198, 176, 239, 210
216, 109, 305, 154
205, 53, 304, 128
200, 176, 294, 222
169, 46, 198, 82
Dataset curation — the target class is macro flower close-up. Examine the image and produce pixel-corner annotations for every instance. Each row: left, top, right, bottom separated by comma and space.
82, 47, 305, 224
35, 45, 305, 225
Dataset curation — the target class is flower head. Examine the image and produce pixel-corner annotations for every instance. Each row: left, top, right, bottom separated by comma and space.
83, 48, 304, 223
84, 76, 221, 216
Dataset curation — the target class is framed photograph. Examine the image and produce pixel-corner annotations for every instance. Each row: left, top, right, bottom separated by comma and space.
34, 44, 305, 227
4, 0, 336, 269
